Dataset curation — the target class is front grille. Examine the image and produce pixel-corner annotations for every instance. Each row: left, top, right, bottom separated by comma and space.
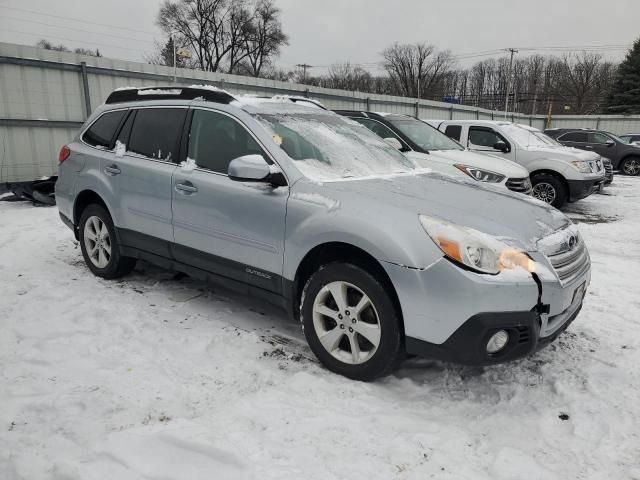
547, 237, 590, 285
604, 160, 613, 177
506, 177, 532, 195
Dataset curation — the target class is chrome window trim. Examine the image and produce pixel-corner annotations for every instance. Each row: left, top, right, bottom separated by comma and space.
79, 105, 189, 157
79, 107, 129, 150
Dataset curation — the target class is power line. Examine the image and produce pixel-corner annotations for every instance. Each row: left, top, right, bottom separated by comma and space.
1, 15, 157, 45
1, 28, 152, 55
0, 4, 159, 36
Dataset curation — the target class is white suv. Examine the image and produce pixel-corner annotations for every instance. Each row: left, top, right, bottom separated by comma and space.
433, 120, 606, 208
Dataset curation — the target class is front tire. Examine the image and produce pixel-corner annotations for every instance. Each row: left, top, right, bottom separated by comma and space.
79, 204, 136, 279
620, 157, 640, 176
531, 173, 567, 208
300, 263, 403, 381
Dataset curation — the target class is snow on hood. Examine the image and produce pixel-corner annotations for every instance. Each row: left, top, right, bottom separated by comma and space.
524, 144, 601, 162
296, 172, 570, 251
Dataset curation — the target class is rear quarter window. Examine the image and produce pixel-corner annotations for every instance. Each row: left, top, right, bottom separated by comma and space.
82, 110, 127, 148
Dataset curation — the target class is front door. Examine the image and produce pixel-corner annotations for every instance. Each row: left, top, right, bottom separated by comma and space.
171, 108, 288, 294
588, 131, 618, 161
467, 125, 516, 162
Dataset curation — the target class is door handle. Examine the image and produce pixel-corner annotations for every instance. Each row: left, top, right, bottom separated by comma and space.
175, 182, 198, 194
585, 145, 593, 149
104, 164, 121, 176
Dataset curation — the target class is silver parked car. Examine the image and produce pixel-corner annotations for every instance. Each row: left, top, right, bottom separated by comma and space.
56, 86, 591, 380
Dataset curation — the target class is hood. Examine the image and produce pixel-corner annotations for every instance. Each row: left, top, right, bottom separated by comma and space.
525, 144, 600, 162
297, 172, 570, 251
412, 149, 529, 178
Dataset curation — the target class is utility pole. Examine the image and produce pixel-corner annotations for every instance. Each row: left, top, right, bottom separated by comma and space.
503, 48, 518, 119
172, 35, 177, 83
296, 63, 313, 84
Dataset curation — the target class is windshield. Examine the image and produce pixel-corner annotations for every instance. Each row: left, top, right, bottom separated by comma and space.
387, 118, 463, 152
252, 112, 416, 181
500, 124, 559, 148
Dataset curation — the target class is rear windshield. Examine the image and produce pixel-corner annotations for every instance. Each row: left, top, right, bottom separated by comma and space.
252, 112, 416, 181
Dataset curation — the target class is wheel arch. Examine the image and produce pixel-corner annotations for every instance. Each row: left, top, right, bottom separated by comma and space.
73, 189, 113, 226
291, 242, 404, 330
530, 169, 569, 191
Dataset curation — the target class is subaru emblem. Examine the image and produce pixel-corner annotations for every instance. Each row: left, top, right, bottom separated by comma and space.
568, 235, 577, 250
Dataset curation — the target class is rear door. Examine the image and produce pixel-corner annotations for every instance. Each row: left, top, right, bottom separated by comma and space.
557, 131, 590, 152
171, 108, 288, 293
104, 107, 186, 255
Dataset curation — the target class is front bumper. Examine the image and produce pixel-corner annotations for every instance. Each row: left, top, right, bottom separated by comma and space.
406, 303, 582, 365
383, 252, 590, 366
567, 177, 605, 202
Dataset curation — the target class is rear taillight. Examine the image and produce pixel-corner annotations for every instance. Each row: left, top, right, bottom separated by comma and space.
59, 145, 71, 164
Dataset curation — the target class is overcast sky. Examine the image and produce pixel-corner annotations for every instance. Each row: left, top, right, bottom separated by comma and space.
0, 0, 637, 73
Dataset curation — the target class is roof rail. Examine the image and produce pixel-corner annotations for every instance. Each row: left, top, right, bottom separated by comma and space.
105, 86, 236, 105
271, 95, 327, 110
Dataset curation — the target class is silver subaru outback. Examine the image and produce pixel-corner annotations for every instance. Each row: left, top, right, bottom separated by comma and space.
55, 86, 591, 381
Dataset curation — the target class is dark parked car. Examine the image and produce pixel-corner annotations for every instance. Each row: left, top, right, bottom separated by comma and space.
545, 128, 640, 176
619, 134, 640, 145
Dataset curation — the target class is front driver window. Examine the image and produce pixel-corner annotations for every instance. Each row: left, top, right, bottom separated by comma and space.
188, 109, 267, 174
353, 118, 405, 146
468, 127, 507, 151
590, 132, 611, 144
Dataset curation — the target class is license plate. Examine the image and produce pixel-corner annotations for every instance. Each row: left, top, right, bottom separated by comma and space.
572, 282, 586, 305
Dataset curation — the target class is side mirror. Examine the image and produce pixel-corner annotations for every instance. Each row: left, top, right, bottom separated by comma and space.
228, 154, 286, 187
605, 139, 615, 147
383, 137, 403, 150
493, 141, 509, 153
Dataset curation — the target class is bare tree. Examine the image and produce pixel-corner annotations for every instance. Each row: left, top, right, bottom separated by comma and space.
238, 0, 287, 76
156, 0, 286, 74
324, 62, 373, 91
36, 40, 101, 57
382, 42, 456, 99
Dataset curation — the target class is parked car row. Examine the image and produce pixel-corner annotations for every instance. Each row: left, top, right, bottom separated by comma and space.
57, 86, 593, 380
544, 128, 640, 176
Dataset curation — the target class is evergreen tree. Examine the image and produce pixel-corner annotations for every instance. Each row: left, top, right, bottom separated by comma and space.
606, 38, 640, 114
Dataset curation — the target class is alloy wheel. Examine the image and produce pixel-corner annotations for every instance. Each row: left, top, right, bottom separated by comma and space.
532, 182, 557, 204
312, 281, 381, 365
623, 158, 640, 176
83, 215, 112, 269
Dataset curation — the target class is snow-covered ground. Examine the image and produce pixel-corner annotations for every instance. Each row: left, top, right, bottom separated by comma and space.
1, 179, 639, 480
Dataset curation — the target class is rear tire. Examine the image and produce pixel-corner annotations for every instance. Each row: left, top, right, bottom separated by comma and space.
79, 204, 136, 279
620, 156, 640, 176
531, 173, 567, 208
300, 262, 403, 381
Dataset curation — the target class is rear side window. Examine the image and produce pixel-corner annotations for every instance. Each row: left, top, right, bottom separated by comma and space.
444, 124, 462, 141
82, 110, 126, 148
128, 108, 187, 161
560, 131, 588, 143
187, 109, 267, 174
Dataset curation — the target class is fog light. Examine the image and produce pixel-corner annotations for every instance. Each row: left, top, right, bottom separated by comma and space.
486, 330, 509, 354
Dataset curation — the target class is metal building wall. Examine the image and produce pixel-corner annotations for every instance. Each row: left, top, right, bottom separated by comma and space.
1, 41, 639, 183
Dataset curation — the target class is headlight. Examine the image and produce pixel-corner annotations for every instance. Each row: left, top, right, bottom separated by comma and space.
419, 215, 536, 275
572, 161, 592, 173
454, 164, 505, 183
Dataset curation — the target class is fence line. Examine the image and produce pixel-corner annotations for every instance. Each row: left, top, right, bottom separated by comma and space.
2, 42, 640, 183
